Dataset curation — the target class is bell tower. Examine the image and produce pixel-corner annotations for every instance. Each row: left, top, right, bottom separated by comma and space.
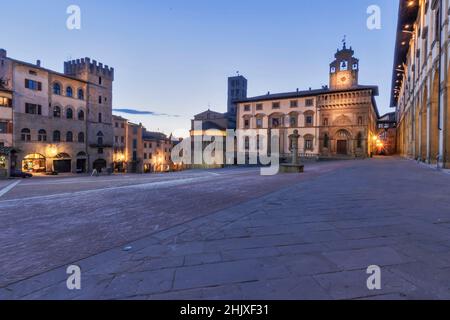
329, 37, 359, 90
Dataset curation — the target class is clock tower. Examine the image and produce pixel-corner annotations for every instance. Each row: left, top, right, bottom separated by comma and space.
329, 39, 359, 90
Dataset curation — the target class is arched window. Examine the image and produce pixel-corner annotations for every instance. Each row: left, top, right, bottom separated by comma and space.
38, 129, 47, 142
357, 132, 363, 148
323, 133, 329, 148
21, 128, 31, 142
77, 89, 84, 100
289, 113, 298, 127
53, 83, 61, 95
304, 135, 314, 151
66, 108, 73, 119
97, 131, 104, 145
53, 130, 61, 142
66, 86, 73, 98
78, 109, 85, 121
304, 112, 314, 127
66, 131, 73, 142
53, 106, 61, 118
78, 132, 85, 143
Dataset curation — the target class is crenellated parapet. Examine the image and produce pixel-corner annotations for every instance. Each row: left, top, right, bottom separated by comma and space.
64, 58, 114, 80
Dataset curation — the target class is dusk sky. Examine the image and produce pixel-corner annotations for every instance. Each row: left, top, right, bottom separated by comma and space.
2, 0, 398, 137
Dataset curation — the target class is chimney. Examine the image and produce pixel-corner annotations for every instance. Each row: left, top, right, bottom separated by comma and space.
0, 49, 6, 58
36, 60, 41, 67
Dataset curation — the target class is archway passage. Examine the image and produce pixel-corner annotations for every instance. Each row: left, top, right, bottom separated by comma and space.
22, 153, 46, 173
53, 153, 72, 173
93, 159, 107, 173
430, 72, 440, 162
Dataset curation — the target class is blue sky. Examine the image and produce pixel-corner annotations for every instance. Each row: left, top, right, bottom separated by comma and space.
2, 0, 398, 137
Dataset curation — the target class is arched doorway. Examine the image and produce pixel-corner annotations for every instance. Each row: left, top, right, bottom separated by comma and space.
53, 153, 72, 173
76, 152, 87, 173
22, 154, 46, 173
335, 130, 351, 155
93, 159, 107, 173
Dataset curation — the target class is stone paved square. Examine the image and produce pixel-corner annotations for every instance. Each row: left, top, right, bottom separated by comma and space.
1, 158, 450, 300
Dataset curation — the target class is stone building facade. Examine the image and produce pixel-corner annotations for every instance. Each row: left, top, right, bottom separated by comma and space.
113, 115, 174, 173
392, 0, 450, 167
0, 87, 13, 178
0, 49, 114, 174
142, 131, 173, 173
236, 44, 379, 160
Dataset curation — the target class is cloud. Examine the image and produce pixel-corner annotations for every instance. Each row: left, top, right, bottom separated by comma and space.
113, 108, 180, 117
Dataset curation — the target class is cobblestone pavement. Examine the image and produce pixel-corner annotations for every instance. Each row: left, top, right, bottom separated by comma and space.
2, 157, 450, 300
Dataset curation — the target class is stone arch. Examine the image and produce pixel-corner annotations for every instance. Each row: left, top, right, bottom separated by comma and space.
333, 129, 352, 156
430, 70, 440, 162
415, 96, 420, 158
420, 85, 428, 161
446, 65, 450, 167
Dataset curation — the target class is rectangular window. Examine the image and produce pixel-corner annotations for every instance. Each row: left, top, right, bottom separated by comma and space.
290, 100, 298, 108
0, 97, 11, 107
133, 139, 137, 149
133, 151, 137, 161
244, 105, 251, 112
305, 140, 313, 150
0, 122, 7, 133
244, 119, 250, 128
256, 118, 263, 128
25, 79, 42, 91
25, 103, 42, 115
256, 104, 263, 111
306, 116, 313, 126
272, 102, 280, 109
121, 136, 125, 143
115, 136, 118, 143
144, 153, 147, 160
305, 99, 314, 107
98, 96, 102, 104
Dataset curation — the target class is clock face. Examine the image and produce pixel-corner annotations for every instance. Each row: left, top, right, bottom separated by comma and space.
352, 63, 358, 70
340, 60, 348, 71
330, 67, 336, 73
